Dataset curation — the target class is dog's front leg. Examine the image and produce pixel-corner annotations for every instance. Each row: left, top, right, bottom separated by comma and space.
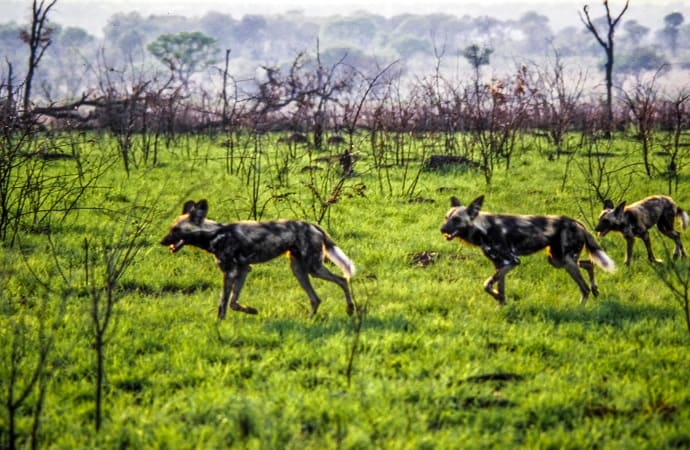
218, 270, 236, 319
640, 233, 662, 263
228, 266, 257, 315
624, 236, 635, 265
483, 264, 515, 305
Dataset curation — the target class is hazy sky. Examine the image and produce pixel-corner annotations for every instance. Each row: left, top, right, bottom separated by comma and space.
2, 0, 688, 36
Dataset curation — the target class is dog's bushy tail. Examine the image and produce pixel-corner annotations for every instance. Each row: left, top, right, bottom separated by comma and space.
325, 245, 356, 279
584, 230, 616, 273
318, 227, 356, 279
677, 208, 689, 230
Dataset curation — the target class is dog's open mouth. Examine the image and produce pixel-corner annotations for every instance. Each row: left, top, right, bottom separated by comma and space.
443, 232, 458, 241
169, 239, 185, 253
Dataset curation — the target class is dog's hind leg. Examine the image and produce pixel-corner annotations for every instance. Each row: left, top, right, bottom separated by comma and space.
290, 256, 323, 316
658, 227, 686, 259
578, 260, 598, 297
310, 264, 355, 316
562, 257, 591, 305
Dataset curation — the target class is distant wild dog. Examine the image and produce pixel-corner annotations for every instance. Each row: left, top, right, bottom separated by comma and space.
440, 195, 615, 305
595, 195, 688, 265
161, 200, 356, 318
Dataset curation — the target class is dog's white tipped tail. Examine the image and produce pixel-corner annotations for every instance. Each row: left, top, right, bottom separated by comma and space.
679, 210, 689, 230
591, 249, 616, 273
326, 245, 356, 279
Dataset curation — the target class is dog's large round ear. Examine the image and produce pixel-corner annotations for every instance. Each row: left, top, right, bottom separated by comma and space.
450, 196, 461, 207
614, 201, 626, 215
467, 195, 484, 219
195, 199, 209, 219
182, 200, 196, 214
603, 199, 614, 210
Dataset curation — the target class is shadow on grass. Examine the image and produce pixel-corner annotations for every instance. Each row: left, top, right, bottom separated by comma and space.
120, 279, 216, 295
503, 297, 677, 327
262, 313, 417, 340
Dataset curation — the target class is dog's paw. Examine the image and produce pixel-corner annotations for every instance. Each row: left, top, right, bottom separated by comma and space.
243, 306, 259, 315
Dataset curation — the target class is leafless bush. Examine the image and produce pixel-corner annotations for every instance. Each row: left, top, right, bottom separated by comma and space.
531, 49, 587, 159
620, 71, 663, 178
1, 229, 72, 450
83, 198, 158, 430
658, 88, 690, 194
461, 67, 532, 184
652, 245, 690, 336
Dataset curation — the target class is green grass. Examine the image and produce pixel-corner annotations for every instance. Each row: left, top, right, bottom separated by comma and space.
2, 131, 690, 449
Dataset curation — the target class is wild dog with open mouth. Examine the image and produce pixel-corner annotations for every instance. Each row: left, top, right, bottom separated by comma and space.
161, 199, 356, 318
440, 195, 615, 305
595, 195, 688, 265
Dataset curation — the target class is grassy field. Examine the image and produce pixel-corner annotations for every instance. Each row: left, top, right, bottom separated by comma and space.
2, 131, 690, 449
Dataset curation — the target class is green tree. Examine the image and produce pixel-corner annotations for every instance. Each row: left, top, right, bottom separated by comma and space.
462, 44, 493, 97
147, 31, 218, 89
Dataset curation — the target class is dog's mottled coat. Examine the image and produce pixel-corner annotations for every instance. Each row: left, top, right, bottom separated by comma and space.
161, 200, 355, 318
595, 195, 688, 265
440, 195, 615, 305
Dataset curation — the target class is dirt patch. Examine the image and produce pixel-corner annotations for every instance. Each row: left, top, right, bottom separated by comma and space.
424, 154, 480, 171
410, 251, 439, 267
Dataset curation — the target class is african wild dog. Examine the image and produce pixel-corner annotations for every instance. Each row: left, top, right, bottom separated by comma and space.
161, 200, 356, 318
595, 195, 688, 265
440, 195, 615, 305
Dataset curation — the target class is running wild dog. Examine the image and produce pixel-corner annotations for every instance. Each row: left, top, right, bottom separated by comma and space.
595, 195, 688, 265
440, 195, 615, 305
161, 200, 356, 318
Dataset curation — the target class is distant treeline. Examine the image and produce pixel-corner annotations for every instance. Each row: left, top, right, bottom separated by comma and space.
1, 5, 690, 101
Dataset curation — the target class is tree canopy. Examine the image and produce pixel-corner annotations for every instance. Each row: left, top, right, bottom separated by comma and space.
147, 31, 218, 88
